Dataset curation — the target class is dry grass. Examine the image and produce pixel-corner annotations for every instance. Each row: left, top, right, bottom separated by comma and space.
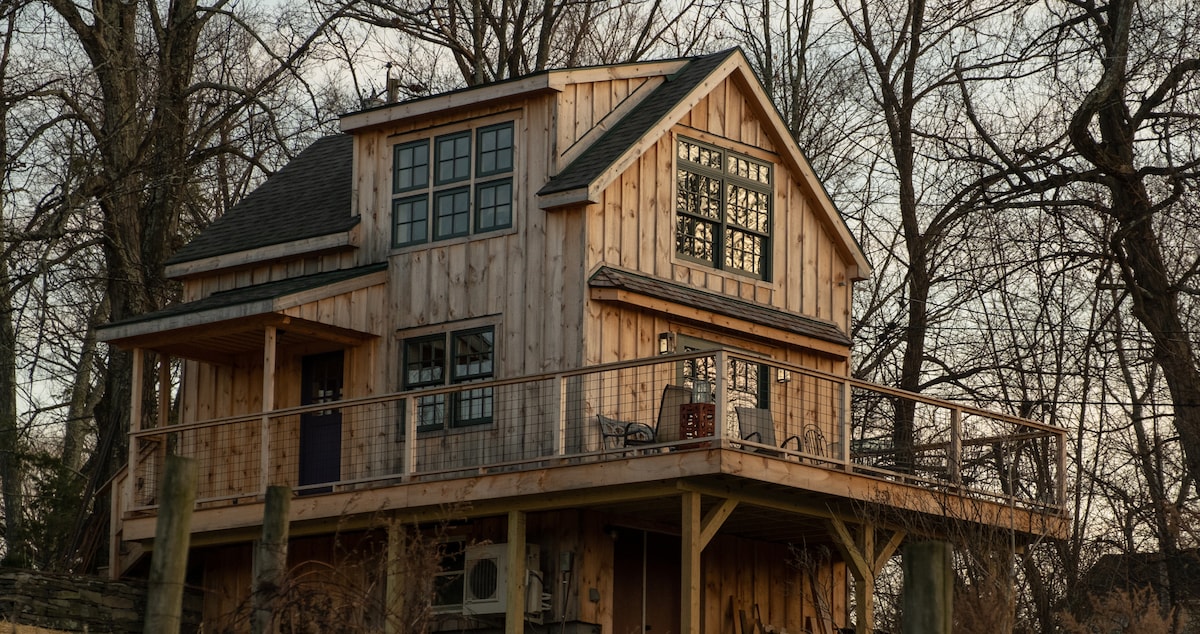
0, 623, 74, 634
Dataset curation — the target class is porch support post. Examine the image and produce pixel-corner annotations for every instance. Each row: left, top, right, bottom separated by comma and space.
127, 347, 143, 511
157, 355, 170, 428
506, 510, 528, 634
902, 540, 953, 634
261, 326, 277, 493
681, 490, 702, 634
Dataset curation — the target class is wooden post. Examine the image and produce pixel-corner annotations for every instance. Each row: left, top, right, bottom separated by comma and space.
506, 511, 527, 634
902, 540, 953, 634
681, 490, 701, 634
713, 351, 726, 445
949, 407, 962, 485
385, 522, 408, 634
827, 516, 905, 634
403, 396, 417, 479
554, 374, 567, 456
253, 485, 291, 634
840, 380, 852, 467
128, 348, 143, 509
261, 326, 276, 493
143, 455, 197, 634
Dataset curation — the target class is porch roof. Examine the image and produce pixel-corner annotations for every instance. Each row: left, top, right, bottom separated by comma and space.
588, 266, 851, 349
98, 263, 387, 362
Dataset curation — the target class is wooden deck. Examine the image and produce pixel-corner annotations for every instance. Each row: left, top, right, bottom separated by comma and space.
115, 350, 1069, 548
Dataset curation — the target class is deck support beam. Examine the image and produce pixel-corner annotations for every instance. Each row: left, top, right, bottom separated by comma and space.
681, 490, 702, 634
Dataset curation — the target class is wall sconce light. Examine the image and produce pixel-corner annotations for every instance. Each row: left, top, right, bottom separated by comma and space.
776, 369, 792, 383
658, 332, 676, 355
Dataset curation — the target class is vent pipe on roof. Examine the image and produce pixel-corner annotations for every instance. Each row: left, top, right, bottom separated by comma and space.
386, 62, 400, 103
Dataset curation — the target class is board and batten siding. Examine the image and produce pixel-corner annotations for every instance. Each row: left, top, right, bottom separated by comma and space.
581, 75, 855, 370
350, 93, 588, 381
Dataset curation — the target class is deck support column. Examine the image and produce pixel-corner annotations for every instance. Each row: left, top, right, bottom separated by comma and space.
681, 490, 701, 634
827, 516, 904, 634
506, 510, 527, 634
902, 540, 953, 634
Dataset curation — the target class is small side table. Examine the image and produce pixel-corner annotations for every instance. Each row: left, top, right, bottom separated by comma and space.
679, 403, 716, 448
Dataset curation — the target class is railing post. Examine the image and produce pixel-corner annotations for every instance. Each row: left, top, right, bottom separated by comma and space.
554, 375, 567, 456
403, 396, 417, 480
713, 351, 727, 444
949, 407, 962, 486
261, 326, 276, 495
840, 380, 851, 468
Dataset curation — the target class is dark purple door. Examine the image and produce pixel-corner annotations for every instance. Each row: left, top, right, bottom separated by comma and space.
299, 351, 343, 491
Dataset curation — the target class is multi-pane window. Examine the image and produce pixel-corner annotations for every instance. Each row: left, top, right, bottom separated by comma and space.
392, 122, 514, 247
676, 138, 772, 279
403, 326, 495, 430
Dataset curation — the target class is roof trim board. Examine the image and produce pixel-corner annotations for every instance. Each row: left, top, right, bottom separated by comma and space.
339, 59, 689, 133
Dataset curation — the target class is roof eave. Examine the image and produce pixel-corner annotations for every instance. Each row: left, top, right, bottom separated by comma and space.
339, 76, 558, 133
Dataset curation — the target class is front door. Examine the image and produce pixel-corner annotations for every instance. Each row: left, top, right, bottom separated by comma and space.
299, 351, 344, 492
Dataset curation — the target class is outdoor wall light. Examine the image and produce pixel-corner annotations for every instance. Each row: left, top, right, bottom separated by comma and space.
658, 332, 675, 355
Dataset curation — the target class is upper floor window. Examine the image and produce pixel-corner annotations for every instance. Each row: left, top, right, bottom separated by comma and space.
393, 122, 515, 248
675, 138, 772, 279
403, 326, 495, 430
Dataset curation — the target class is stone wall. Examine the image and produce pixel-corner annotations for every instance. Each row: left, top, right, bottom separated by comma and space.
0, 568, 201, 634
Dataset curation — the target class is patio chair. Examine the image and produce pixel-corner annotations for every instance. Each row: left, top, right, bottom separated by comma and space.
803, 424, 827, 457
600, 385, 692, 449
735, 407, 801, 455
598, 414, 655, 449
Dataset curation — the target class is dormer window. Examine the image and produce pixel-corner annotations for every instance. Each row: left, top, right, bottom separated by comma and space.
393, 122, 514, 247
675, 138, 772, 279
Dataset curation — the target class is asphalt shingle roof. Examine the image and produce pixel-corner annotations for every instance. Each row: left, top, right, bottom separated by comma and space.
167, 134, 358, 265
589, 266, 851, 346
103, 263, 387, 329
538, 49, 736, 197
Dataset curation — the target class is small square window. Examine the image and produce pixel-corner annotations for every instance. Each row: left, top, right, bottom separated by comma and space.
477, 123, 514, 176
393, 140, 429, 193
475, 179, 512, 233
436, 132, 471, 184
393, 195, 429, 247
434, 187, 471, 240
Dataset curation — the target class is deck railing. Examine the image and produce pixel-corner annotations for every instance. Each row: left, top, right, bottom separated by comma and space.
124, 350, 1066, 517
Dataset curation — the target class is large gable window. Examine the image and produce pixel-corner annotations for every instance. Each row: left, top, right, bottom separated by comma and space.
393, 122, 514, 248
675, 138, 772, 279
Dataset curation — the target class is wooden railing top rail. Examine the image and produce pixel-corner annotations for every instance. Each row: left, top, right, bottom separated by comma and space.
130, 349, 1062, 441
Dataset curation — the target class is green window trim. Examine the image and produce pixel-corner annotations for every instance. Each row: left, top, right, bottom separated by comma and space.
391, 122, 516, 247
675, 137, 773, 280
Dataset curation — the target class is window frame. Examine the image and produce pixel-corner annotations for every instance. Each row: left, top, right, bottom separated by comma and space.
391, 121, 516, 248
675, 137, 773, 280
401, 325, 496, 431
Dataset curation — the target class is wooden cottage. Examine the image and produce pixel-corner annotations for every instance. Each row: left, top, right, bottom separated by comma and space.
100, 49, 1068, 633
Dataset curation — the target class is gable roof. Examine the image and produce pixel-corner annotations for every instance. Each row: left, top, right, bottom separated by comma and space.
537, 48, 871, 280
539, 49, 735, 197
166, 134, 357, 266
